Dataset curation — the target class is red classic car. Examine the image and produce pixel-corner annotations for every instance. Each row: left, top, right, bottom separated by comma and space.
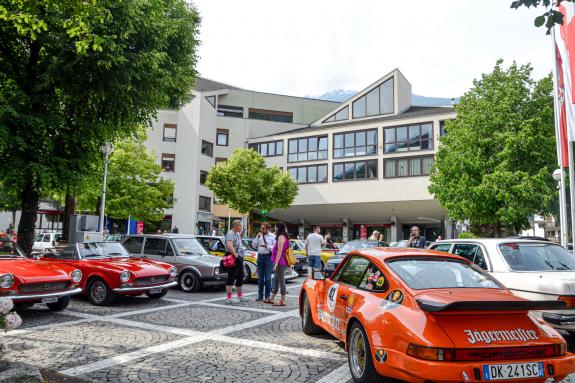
0, 237, 82, 311
42, 242, 177, 306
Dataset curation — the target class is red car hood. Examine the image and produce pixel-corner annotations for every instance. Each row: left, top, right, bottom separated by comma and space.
0, 258, 74, 284
83, 258, 170, 277
414, 289, 564, 348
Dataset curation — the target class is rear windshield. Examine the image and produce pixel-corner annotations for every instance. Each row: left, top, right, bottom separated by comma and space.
499, 242, 575, 271
387, 258, 500, 290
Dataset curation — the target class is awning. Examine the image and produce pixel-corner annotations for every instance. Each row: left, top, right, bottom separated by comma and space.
197, 211, 219, 223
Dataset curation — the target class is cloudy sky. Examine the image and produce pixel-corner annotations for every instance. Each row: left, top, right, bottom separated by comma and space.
193, 0, 552, 98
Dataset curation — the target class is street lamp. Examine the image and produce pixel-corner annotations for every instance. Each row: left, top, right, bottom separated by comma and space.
99, 143, 114, 234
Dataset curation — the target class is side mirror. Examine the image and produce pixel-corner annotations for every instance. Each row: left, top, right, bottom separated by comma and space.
312, 271, 326, 281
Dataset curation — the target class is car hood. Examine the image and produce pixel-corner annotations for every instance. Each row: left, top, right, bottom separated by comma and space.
179, 254, 222, 266
0, 258, 74, 283
492, 271, 575, 295
82, 258, 170, 277
414, 289, 564, 348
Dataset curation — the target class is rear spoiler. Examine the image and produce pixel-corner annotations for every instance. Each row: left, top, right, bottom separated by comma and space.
417, 299, 566, 313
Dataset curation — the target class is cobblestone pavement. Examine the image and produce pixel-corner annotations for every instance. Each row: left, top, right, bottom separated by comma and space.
2, 277, 575, 383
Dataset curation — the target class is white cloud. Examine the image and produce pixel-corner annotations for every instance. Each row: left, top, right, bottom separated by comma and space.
193, 0, 552, 98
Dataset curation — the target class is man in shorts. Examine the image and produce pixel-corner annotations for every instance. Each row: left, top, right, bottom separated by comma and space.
305, 226, 325, 277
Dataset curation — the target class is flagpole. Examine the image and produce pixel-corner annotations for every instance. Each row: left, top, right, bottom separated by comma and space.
552, 28, 570, 247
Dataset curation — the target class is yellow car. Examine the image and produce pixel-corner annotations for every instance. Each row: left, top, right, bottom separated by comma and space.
196, 236, 299, 282
289, 239, 336, 268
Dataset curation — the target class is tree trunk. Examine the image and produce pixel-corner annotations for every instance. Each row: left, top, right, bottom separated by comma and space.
11, 210, 16, 227
17, 181, 39, 255
62, 192, 76, 242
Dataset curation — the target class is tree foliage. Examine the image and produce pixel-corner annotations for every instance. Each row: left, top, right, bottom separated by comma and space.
0, 0, 200, 252
206, 149, 299, 214
428, 61, 556, 232
75, 129, 174, 223
511, 0, 575, 33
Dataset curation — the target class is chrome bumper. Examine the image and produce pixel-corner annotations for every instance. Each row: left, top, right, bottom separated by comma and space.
11, 287, 83, 302
113, 281, 177, 293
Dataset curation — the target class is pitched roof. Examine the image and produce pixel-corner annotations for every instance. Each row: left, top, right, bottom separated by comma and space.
193, 77, 242, 92
251, 106, 455, 139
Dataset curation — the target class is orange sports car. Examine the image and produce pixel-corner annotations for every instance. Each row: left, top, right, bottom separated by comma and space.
299, 247, 575, 383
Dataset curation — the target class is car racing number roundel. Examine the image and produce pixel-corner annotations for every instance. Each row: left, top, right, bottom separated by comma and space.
327, 283, 339, 313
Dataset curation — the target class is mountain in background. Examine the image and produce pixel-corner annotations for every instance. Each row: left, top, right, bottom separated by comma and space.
310, 89, 458, 106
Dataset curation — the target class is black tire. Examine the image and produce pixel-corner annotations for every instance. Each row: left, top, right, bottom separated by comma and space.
243, 264, 252, 283
87, 279, 116, 306
348, 321, 381, 383
146, 288, 168, 299
301, 293, 323, 335
46, 296, 70, 312
179, 270, 201, 293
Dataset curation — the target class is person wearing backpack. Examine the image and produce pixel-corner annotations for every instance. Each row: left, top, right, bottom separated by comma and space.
252, 222, 275, 303
269, 222, 290, 307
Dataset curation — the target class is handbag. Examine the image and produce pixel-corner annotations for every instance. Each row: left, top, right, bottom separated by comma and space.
221, 251, 236, 269
285, 246, 297, 266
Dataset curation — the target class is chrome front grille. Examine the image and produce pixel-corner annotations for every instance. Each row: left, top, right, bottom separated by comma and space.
134, 275, 169, 286
19, 282, 70, 294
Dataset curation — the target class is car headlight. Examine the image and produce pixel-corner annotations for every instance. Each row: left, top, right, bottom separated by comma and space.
170, 266, 177, 277
120, 270, 131, 283
71, 269, 82, 283
0, 274, 14, 289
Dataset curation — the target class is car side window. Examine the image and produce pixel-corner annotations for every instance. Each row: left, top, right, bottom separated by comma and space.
166, 242, 175, 256
432, 243, 451, 252
453, 244, 488, 270
358, 263, 389, 292
42, 235, 50, 242
144, 238, 167, 256
124, 237, 144, 254
472, 247, 488, 270
335, 255, 371, 287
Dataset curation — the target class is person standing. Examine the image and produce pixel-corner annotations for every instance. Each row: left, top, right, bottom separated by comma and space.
305, 226, 325, 277
407, 225, 427, 248
171, 226, 179, 233
269, 222, 289, 307
211, 226, 217, 236
368, 230, 380, 241
225, 220, 249, 304
325, 232, 336, 249
252, 222, 275, 303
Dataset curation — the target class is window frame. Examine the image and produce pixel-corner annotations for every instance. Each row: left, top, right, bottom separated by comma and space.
452, 243, 490, 271
352, 77, 395, 120
198, 196, 211, 212
199, 170, 208, 186
287, 164, 329, 184
287, 135, 329, 163
333, 128, 378, 159
333, 255, 372, 288
201, 140, 214, 157
250, 141, 284, 157
161, 153, 176, 172
217, 104, 243, 118
248, 108, 293, 123
216, 129, 229, 146
123, 237, 145, 254
383, 155, 434, 179
384, 121, 434, 154
162, 123, 177, 142
332, 159, 378, 182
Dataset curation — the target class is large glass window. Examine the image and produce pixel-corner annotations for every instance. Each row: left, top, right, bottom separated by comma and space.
288, 164, 328, 184
217, 105, 243, 118
333, 160, 378, 182
200, 170, 208, 185
333, 129, 377, 158
288, 136, 328, 163
324, 106, 350, 123
216, 129, 229, 146
384, 122, 433, 153
248, 108, 293, 123
249, 141, 283, 157
198, 196, 211, 211
384, 156, 434, 178
352, 77, 394, 119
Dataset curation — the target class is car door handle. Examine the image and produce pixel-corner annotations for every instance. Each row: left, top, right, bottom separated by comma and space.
339, 295, 347, 301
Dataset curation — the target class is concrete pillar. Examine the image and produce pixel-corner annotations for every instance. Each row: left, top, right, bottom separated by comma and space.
298, 218, 308, 239
390, 216, 400, 242
444, 219, 454, 239
342, 218, 353, 242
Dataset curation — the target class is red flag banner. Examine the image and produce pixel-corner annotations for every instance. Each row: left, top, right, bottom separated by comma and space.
555, 4, 575, 145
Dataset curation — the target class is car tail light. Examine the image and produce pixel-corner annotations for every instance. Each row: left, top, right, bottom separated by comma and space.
558, 295, 575, 307
407, 344, 455, 361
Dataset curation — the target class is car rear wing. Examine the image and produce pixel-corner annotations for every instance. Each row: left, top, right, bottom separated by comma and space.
417, 299, 566, 313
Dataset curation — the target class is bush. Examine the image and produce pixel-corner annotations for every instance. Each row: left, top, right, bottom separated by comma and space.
458, 232, 478, 239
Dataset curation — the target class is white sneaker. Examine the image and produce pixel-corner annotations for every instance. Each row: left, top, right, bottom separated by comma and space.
231, 297, 240, 304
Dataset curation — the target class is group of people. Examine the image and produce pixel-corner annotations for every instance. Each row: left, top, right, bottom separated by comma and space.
225, 219, 290, 306
369, 225, 431, 248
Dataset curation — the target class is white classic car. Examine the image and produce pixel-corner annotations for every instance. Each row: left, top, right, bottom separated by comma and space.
430, 238, 575, 334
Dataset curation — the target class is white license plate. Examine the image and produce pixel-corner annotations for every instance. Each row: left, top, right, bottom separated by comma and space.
149, 288, 163, 294
483, 362, 544, 380
41, 297, 59, 304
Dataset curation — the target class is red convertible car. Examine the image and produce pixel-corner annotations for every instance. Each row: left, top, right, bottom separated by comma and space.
300, 248, 575, 383
42, 242, 177, 305
0, 236, 82, 311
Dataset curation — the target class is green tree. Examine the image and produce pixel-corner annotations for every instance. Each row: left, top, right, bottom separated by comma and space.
206, 149, 299, 214
0, 0, 200, 252
428, 61, 556, 235
511, 0, 575, 33
76, 129, 174, 223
